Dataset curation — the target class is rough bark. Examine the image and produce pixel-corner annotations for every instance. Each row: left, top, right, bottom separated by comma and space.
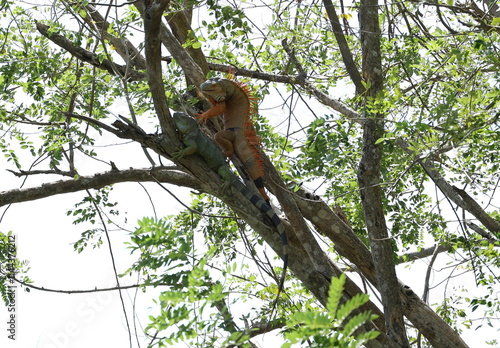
225, 166, 398, 348
165, 5, 210, 76
358, 0, 410, 345
142, 0, 176, 135
134, 1, 206, 88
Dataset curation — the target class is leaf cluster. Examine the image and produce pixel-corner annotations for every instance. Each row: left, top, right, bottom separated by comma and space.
283, 274, 379, 348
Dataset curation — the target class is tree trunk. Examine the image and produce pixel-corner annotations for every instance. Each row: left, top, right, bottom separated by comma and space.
358, 0, 410, 346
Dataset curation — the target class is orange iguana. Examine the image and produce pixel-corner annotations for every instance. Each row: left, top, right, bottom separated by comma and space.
195, 77, 270, 203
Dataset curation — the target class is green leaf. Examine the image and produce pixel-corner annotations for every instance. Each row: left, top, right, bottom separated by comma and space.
327, 273, 345, 316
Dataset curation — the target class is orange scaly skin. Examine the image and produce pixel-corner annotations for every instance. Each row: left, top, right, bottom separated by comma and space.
196, 77, 269, 202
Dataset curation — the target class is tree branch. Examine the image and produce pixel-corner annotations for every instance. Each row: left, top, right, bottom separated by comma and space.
35, 21, 146, 81
165, 5, 209, 76
82, 3, 147, 70
290, 183, 470, 347
141, 0, 176, 135
397, 244, 451, 264
134, 1, 206, 88
0, 167, 201, 207
7, 169, 74, 178
397, 138, 500, 236
10, 276, 146, 294
262, 156, 393, 344
465, 221, 498, 242
322, 0, 365, 94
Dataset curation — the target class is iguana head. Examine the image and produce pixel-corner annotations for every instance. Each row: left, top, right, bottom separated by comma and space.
172, 113, 197, 134
199, 77, 234, 102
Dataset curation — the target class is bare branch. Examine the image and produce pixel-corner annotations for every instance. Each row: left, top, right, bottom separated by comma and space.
397, 138, 500, 236
422, 245, 441, 304
63, 112, 121, 135
82, 3, 147, 70
11, 276, 145, 294
466, 221, 498, 243
0, 167, 201, 207
35, 22, 146, 81
397, 244, 451, 264
322, 0, 365, 93
7, 169, 74, 178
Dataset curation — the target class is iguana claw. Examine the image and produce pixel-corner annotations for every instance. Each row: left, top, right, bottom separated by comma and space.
221, 180, 232, 192
172, 147, 185, 160
195, 111, 208, 123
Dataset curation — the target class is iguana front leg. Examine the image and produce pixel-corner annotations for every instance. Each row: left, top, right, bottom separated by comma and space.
217, 166, 234, 192
195, 101, 226, 123
173, 133, 233, 192
172, 138, 198, 160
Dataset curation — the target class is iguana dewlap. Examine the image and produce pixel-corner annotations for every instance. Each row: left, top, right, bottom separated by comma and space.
172, 113, 288, 315
196, 77, 269, 203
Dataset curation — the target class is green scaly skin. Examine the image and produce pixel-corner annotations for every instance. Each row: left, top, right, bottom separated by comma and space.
172, 113, 288, 314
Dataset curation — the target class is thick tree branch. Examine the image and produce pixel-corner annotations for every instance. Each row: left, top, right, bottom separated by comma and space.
263, 157, 394, 345
35, 22, 146, 81
141, 0, 176, 135
454, 187, 500, 234
0, 167, 201, 207
263, 159, 390, 347
322, 0, 365, 93
263, 155, 332, 277
166, 6, 209, 76
134, 1, 206, 88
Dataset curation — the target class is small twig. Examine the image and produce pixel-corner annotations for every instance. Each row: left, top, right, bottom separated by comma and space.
86, 189, 132, 346
6, 169, 74, 177
62, 112, 121, 135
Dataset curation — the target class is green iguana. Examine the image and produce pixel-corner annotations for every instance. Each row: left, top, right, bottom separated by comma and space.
172, 112, 288, 315
195, 77, 270, 203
